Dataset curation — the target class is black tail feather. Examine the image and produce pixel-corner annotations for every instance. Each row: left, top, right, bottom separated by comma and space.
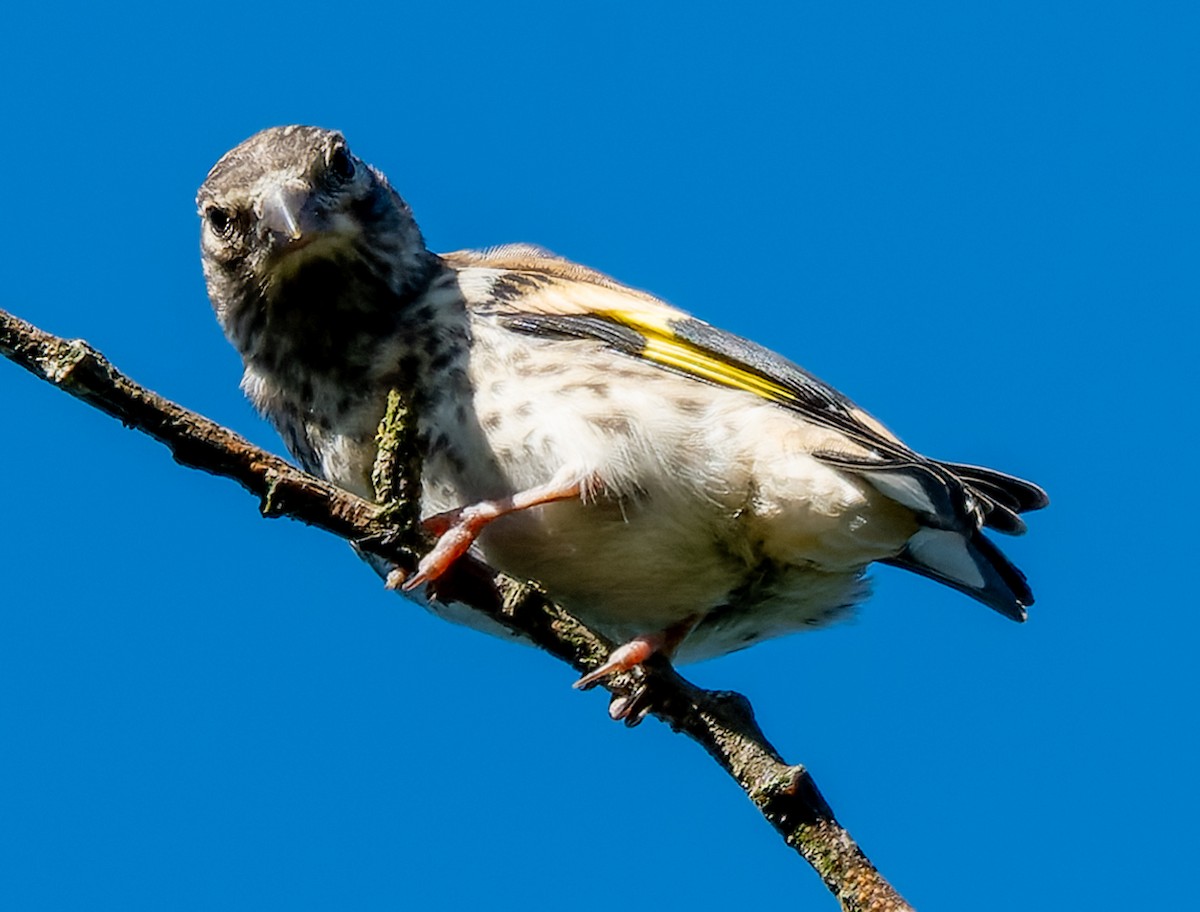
883, 528, 1033, 621
937, 461, 1050, 513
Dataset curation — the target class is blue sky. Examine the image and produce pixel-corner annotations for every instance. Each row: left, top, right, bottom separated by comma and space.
1, 3, 1195, 909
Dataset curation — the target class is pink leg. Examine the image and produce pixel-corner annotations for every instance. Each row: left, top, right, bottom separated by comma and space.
573, 614, 702, 693
398, 476, 585, 592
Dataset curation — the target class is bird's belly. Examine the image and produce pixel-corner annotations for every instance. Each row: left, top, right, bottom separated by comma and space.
470, 498, 881, 657
474, 495, 750, 640
414, 327, 919, 655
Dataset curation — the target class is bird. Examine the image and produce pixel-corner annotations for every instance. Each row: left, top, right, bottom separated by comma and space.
197, 125, 1047, 700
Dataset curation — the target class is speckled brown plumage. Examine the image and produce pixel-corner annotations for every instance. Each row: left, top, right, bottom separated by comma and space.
198, 125, 1047, 671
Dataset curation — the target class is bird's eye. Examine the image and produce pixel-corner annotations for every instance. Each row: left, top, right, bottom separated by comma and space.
206, 206, 234, 237
329, 146, 356, 181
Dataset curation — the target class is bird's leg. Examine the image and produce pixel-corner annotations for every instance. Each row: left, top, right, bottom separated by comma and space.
397, 475, 586, 592
573, 613, 701, 703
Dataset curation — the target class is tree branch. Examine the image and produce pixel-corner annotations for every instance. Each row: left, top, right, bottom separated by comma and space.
0, 307, 914, 912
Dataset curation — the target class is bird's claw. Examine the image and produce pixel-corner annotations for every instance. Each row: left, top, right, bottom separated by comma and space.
608, 678, 655, 727
572, 634, 663, 690
400, 511, 482, 591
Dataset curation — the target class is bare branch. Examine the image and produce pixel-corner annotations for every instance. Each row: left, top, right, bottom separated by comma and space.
0, 307, 914, 912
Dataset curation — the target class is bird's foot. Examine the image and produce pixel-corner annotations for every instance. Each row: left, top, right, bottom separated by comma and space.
573, 634, 665, 690
574, 615, 701, 725
400, 504, 490, 591
608, 676, 655, 727
400, 476, 585, 592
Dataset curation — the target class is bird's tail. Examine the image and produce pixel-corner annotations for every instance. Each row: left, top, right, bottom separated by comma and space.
938, 460, 1050, 536
882, 527, 1034, 621
828, 453, 1047, 620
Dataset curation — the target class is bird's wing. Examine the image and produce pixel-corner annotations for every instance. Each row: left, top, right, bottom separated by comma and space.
443, 245, 1047, 539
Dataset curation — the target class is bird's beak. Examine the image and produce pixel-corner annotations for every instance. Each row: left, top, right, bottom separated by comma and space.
258, 181, 311, 245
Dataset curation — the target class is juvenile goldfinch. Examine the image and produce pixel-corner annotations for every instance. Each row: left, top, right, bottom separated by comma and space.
198, 126, 1047, 690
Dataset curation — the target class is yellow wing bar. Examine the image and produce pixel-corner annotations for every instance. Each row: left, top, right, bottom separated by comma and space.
604, 310, 798, 406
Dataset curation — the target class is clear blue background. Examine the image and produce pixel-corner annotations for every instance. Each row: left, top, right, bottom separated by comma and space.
1, 3, 1194, 909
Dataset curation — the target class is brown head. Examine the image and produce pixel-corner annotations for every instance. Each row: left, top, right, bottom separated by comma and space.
197, 126, 437, 369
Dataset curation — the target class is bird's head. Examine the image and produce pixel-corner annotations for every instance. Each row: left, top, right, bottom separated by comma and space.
197, 126, 434, 357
